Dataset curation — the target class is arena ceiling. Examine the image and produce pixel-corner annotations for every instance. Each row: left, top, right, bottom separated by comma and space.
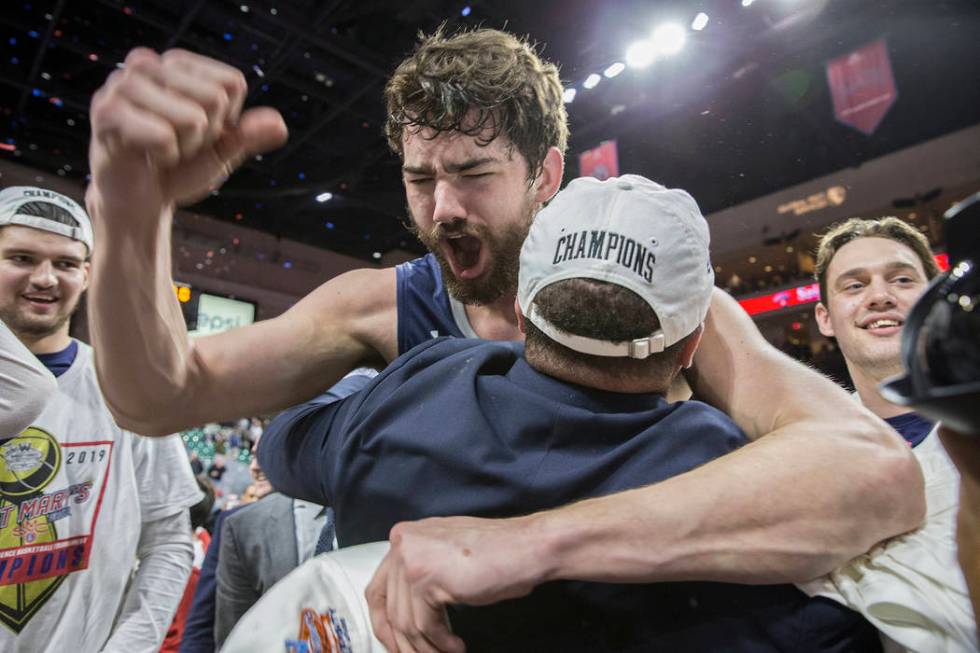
1, 0, 978, 262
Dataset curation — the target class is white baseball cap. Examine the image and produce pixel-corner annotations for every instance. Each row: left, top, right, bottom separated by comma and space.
0, 186, 94, 254
518, 174, 713, 358
222, 541, 389, 653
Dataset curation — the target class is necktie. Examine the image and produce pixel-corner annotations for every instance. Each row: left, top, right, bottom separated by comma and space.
313, 507, 336, 556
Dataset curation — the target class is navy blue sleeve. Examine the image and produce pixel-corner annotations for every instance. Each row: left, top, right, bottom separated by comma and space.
258, 373, 372, 504
180, 507, 239, 653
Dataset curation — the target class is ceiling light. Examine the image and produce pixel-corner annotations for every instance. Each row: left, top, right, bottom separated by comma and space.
562, 87, 577, 103
316, 192, 333, 202
652, 23, 686, 56
741, 0, 755, 6
604, 62, 625, 78
626, 40, 656, 68
691, 12, 709, 31
583, 73, 602, 90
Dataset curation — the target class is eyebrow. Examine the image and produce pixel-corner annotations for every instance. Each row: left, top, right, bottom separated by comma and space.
2, 247, 85, 264
402, 157, 498, 176
834, 261, 922, 285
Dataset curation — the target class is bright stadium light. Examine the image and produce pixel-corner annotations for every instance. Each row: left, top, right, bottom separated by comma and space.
652, 23, 686, 56
691, 12, 709, 31
604, 62, 626, 78
741, 0, 755, 6
583, 73, 602, 90
562, 87, 577, 103
625, 40, 656, 68
316, 192, 333, 202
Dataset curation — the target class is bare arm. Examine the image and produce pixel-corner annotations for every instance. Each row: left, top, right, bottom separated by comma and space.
535, 289, 924, 581
86, 48, 394, 435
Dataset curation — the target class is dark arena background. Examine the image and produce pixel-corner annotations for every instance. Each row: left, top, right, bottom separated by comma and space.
2, 0, 978, 390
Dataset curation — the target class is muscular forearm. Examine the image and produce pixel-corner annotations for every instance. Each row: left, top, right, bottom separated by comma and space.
593, 287, 927, 583
87, 200, 195, 435
528, 406, 923, 586
102, 510, 194, 653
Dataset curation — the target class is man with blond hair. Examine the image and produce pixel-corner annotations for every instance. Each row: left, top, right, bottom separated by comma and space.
802, 216, 977, 651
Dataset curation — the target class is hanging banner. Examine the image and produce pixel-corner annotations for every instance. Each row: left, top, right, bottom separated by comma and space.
826, 39, 897, 135
578, 140, 619, 180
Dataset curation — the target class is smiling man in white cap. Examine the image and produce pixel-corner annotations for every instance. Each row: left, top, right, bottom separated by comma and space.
0, 186, 201, 652
252, 175, 880, 653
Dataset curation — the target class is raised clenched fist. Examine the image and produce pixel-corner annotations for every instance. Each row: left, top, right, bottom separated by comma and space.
86, 48, 287, 223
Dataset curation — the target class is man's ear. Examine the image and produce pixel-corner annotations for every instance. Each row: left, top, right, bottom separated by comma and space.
533, 147, 564, 204
514, 298, 527, 335
81, 260, 92, 293
814, 302, 835, 338
678, 323, 705, 370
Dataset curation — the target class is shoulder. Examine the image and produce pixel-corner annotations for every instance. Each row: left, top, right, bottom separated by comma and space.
300, 266, 397, 315
228, 493, 291, 524
387, 338, 519, 374
395, 253, 440, 280
295, 266, 398, 362
668, 399, 749, 441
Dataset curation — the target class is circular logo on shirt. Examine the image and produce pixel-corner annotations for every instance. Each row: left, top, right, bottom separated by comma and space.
0, 427, 61, 497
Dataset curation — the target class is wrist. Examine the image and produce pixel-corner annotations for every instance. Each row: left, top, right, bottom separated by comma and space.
525, 503, 596, 585
85, 184, 173, 245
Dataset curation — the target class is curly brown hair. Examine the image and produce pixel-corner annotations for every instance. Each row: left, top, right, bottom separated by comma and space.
814, 217, 941, 304
384, 26, 568, 181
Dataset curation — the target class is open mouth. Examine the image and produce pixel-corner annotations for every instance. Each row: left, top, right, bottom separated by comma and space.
442, 233, 487, 280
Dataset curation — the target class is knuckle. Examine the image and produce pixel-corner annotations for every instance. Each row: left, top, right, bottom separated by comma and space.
161, 48, 192, 65
201, 90, 229, 118
402, 558, 428, 583
230, 70, 247, 94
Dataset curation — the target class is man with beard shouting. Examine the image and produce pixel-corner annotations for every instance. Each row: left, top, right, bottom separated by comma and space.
84, 25, 921, 632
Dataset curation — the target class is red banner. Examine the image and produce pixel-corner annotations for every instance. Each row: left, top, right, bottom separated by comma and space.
826, 39, 897, 135
578, 140, 619, 180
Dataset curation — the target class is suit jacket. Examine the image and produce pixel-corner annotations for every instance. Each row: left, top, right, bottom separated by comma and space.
214, 493, 302, 648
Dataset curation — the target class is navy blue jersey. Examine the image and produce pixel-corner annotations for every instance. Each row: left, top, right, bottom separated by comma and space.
35, 339, 78, 378
886, 412, 935, 448
395, 253, 469, 355
261, 338, 879, 652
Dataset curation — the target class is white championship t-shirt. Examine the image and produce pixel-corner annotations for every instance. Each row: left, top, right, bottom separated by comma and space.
0, 342, 201, 652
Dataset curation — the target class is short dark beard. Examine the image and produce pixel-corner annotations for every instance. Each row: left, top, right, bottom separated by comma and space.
0, 298, 78, 341
410, 206, 534, 306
